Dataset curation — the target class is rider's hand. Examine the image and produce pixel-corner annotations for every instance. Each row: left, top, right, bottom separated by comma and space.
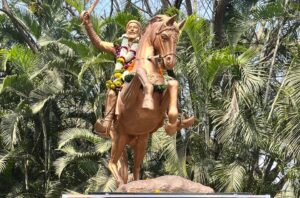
80, 11, 91, 25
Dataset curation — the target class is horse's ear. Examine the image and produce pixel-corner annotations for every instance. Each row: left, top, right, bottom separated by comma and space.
166, 14, 177, 26
178, 19, 186, 30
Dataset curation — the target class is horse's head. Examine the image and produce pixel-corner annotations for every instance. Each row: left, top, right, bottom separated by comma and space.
149, 15, 185, 70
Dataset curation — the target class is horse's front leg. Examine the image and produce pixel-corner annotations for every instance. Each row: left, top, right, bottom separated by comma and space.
164, 79, 179, 135
108, 130, 129, 186
136, 67, 154, 110
161, 80, 195, 135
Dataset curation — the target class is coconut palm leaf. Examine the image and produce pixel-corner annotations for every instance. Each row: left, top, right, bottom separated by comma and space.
59, 39, 90, 58
101, 175, 117, 192
65, 0, 84, 13
78, 53, 114, 85
14, 5, 41, 39
57, 128, 110, 152
212, 161, 246, 192
150, 129, 188, 176
0, 151, 10, 173
0, 113, 21, 149
1, 75, 34, 97
84, 163, 112, 193
54, 149, 100, 178
45, 181, 64, 198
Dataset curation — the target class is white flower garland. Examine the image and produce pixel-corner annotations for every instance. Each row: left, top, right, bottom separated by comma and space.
115, 34, 139, 70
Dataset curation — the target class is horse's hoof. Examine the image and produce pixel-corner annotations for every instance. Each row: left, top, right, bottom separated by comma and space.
94, 131, 110, 139
179, 116, 195, 129
94, 120, 111, 138
117, 179, 125, 186
164, 122, 177, 136
142, 97, 154, 110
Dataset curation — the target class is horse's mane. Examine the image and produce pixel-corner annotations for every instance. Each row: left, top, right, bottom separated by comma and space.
142, 15, 169, 33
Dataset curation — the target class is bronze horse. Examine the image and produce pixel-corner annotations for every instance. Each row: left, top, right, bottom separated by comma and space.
97, 15, 194, 185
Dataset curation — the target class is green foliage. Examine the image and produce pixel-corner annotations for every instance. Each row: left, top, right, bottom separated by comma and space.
0, 0, 299, 196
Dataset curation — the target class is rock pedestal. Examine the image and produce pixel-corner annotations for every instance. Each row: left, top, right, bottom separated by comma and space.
117, 175, 214, 193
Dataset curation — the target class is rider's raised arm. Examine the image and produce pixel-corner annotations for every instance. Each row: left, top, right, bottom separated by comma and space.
80, 11, 116, 55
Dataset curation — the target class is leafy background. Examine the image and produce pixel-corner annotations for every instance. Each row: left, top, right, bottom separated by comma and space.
0, 0, 299, 197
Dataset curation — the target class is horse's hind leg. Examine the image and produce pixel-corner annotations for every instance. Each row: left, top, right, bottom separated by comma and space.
118, 150, 128, 183
108, 132, 129, 185
132, 134, 149, 180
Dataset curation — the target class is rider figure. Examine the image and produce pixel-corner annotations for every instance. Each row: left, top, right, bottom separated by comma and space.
80, 11, 142, 137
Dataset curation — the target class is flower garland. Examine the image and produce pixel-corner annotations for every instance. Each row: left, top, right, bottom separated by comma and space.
107, 34, 139, 90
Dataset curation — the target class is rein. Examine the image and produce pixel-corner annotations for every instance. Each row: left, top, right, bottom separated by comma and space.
134, 22, 178, 70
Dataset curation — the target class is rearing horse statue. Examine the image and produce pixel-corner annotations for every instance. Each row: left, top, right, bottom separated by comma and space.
102, 15, 194, 185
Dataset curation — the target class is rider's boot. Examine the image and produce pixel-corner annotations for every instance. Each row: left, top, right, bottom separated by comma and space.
94, 90, 117, 138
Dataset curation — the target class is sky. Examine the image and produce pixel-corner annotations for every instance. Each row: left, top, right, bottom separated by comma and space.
0, 0, 213, 20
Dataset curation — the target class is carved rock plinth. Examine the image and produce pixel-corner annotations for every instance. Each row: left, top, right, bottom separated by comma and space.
116, 175, 214, 193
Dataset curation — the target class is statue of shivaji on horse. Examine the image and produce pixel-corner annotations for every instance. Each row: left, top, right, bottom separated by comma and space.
81, 5, 195, 186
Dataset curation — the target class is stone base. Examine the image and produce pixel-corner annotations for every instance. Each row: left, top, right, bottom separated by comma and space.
63, 193, 271, 198
117, 175, 214, 193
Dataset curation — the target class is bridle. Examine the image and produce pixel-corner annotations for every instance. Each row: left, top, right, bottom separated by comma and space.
149, 25, 179, 67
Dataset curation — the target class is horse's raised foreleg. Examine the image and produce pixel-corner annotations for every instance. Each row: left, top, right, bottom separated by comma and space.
132, 134, 150, 180
136, 67, 154, 110
160, 80, 195, 135
108, 131, 129, 185
164, 79, 179, 135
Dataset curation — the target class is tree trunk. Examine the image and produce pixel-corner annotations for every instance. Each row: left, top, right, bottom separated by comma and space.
185, 0, 193, 15
1, 0, 39, 53
174, 0, 183, 10
40, 111, 49, 194
213, 0, 230, 48
264, 18, 287, 106
161, 0, 170, 10
143, 0, 153, 16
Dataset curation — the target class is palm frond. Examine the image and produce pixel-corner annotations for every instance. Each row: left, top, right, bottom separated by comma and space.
78, 54, 114, 85
212, 161, 246, 192
0, 48, 9, 71
183, 15, 211, 59
38, 37, 75, 57
30, 69, 64, 113
54, 152, 100, 178
65, 0, 84, 13
9, 44, 38, 75
59, 39, 90, 58
252, 1, 286, 20
45, 181, 64, 198
1, 74, 34, 97
14, 5, 41, 39
285, 60, 300, 104
150, 129, 187, 176
101, 175, 117, 192
85, 164, 116, 193
275, 179, 299, 198
0, 151, 10, 173
0, 113, 21, 149
57, 128, 110, 152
